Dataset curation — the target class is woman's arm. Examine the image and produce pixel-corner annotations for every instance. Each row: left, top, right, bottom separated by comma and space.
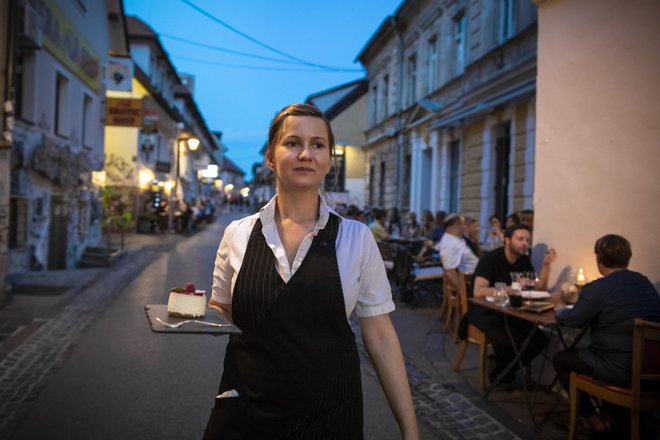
208, 297, 232, 321
359, 314, 420, 440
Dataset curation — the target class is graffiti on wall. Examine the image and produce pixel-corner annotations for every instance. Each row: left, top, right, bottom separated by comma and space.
29, 195, 50, 270
105, 153, 135, 186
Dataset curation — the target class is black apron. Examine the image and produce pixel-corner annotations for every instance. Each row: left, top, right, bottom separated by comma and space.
203, 215, 363, 440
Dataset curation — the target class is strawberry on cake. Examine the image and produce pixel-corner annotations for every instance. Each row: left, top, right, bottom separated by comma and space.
167, 282, 207, 318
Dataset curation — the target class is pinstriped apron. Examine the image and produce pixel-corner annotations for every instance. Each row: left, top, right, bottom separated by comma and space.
203, 214, 363, 440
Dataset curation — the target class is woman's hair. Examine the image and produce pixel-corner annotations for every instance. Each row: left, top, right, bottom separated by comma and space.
265, 103, 337, 190
594, 234, 632, 268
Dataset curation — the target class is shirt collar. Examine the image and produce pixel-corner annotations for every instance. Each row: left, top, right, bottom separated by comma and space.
259, 194, 340, 235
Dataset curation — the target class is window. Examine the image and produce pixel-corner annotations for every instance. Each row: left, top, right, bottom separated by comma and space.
54, 72, 69, 137
403, 154, 411, 208
406, 54, 417, 107
16, 51, 36, 122
369, 164, 375, 206
427, 38, 438, 93
369, 84, 378, 125
15, 59, 24, 120
9, 198, 28, 248
379, 161, 386, 207
381, 75, 389, 120
498, 0, 515, 43
448, 140, 461, 212
82, 94, 93, 148
325, 146, 345, 192
453, 12, 466, 75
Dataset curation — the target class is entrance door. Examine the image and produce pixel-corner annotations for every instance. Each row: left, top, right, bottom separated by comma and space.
48, 198, 69, 269
494, 123, 511, 220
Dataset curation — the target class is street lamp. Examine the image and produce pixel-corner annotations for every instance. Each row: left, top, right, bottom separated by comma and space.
168, 132, 201, 234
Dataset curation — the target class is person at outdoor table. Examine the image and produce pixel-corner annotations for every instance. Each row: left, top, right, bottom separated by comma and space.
464, 217, 481, 257
482, 214, 504, 252
404, 211, 421, 239
368, 209, 390, 243
205, 104, 419, 440
551, 234, 660, 433
471, 223, 557, 388
421, 209, 435, 238
437, 214, 479, 290
429, 210, 447, 242
388, 207, 401, 237
505, 212, 520, 228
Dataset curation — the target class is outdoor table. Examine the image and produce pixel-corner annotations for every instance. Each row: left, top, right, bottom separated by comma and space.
384, 237, 425, 255
469, 296, 587, 430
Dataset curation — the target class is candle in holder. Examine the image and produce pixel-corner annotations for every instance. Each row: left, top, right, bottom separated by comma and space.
576, 268, 586, 291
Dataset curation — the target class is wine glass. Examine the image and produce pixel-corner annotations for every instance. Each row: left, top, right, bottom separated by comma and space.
521, 272, 538, 292
509, 272, 523, 293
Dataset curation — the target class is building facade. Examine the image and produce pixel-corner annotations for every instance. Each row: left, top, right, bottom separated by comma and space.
6, 0, 128, 275
103, 16, 221, 233
358, 0, 538, 234
0, 0, 15, 304
306, 79, 369, 208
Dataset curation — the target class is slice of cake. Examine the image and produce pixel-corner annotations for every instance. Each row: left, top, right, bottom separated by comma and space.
167, 282, 207, 318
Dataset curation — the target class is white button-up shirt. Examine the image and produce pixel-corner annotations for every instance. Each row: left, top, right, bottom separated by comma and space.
212, 196, 395, 319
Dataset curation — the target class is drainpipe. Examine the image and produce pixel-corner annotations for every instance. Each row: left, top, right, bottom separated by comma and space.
391, 16, 405, 211
2, 0, 17, 148
1, 0, 17, 306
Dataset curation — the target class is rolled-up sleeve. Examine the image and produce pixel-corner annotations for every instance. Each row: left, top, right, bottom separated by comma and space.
355, 231, 395, 318
212, 221, 237, 304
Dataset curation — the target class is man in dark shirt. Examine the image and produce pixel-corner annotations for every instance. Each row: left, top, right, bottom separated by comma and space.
551, 234, 660, 430
471, 224, 557, 387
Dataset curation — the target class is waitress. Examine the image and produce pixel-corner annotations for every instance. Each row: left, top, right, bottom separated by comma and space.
204, 104, 419, 439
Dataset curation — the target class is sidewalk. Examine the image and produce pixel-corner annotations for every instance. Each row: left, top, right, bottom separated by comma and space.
0, 230, 184, 351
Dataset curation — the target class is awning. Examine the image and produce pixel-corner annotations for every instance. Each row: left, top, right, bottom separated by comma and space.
429, 81, 536, 130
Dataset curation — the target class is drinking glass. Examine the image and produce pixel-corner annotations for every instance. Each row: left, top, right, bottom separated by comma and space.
521, 272, 538, 291
493, 282, 509, 307
509, 272, 523, 293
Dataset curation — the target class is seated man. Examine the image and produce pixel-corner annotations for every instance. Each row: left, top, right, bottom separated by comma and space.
437, 214, 479, 290
472, 224, 557, 388
368, 209, 390, 242
551, 234, 660, 432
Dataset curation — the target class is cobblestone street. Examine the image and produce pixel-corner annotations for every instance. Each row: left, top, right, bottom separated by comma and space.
0, 211, 563, 439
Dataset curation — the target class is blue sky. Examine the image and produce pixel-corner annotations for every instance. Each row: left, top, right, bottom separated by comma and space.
123, 0, 402, 179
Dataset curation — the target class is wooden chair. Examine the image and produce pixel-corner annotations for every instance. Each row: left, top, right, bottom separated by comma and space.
568, 319, 660, 440
441, 274, 461, 338
442, 270, 470, 342
377, 241, 396, 275
452, 272, 489, 393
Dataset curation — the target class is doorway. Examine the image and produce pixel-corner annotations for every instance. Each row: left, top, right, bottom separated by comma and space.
493, 122, 511, 220
48, 198, 69, 269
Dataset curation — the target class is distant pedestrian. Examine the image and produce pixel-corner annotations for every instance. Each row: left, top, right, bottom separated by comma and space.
204, 103, 419, 439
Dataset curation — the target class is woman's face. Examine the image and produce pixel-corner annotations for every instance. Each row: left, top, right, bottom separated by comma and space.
267, 116, 331, 191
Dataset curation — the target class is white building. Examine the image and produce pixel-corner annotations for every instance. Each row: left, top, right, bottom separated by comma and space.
6, 0, 128, 274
